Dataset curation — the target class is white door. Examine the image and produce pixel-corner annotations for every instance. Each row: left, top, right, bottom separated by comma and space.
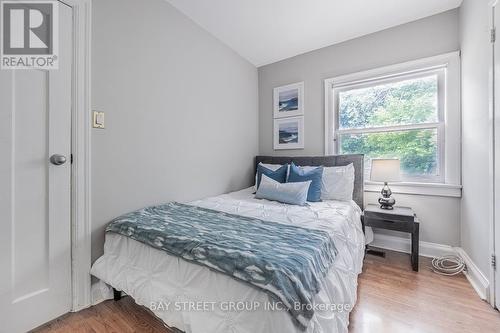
0, 3, 72, 332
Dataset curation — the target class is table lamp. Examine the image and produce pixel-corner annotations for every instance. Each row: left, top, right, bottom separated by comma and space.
370, 158, 401, 210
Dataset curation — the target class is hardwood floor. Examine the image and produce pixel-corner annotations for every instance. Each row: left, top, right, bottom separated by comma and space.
30, 293, 175, 333
32, 249, 500, 333
349, 249, 500, 333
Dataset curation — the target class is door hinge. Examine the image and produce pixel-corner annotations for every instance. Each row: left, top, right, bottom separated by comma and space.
70, 154, 73, 164
491, 28, 496, 43
492, 254, 497, 270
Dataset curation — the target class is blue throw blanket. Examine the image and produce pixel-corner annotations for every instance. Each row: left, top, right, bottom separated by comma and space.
106, 202, 338, 329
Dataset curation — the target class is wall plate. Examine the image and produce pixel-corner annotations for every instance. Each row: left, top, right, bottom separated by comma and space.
93, 111, 105, 129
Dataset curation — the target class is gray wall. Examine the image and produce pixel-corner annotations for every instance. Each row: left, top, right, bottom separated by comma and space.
91, 0, 258, 262
459, 0, 491, 276
258, 9, 459, 155
258, 10, 461, 246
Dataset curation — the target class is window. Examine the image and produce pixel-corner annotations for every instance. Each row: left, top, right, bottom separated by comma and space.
325, 53, 461, 185
337, 71, 443, 182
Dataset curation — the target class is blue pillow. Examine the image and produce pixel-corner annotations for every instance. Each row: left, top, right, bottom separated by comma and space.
255, 174, 311, 206
256, 163, 288, 189
288, 163, 323, 202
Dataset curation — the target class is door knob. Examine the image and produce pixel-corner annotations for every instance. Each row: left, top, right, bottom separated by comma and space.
50, 154, 67, 165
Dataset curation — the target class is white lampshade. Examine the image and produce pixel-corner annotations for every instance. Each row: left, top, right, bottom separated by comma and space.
370, 159, 401, 182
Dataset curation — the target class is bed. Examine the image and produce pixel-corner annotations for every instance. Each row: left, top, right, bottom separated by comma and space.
90, 155, 365, 333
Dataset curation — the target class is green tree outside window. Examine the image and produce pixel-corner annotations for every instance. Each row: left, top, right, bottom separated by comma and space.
338, 76, 439, 177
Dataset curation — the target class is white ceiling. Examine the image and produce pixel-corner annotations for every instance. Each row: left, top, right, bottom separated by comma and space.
166, 0, 462, 67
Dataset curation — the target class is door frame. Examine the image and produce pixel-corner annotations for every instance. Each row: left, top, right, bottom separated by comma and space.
59, 0, 92, 312
491, 0, 500, 309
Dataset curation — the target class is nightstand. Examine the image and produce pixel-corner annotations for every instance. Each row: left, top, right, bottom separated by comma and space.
363, 204, 420, 271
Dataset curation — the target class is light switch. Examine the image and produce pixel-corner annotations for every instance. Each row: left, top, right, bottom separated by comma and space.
93, 111, 105, 129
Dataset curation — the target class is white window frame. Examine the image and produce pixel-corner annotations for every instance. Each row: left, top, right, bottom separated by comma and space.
324, 52, 461, 193
334, 68, 445, 183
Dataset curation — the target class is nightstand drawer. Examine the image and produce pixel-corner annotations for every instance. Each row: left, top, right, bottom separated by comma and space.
364, 209, 414, 223
365, 217, 415, 232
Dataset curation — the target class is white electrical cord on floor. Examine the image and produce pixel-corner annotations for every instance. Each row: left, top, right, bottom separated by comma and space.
431, 255, 466, 276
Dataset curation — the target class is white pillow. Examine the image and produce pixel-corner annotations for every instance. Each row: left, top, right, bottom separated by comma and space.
302, 163, 355, 201
255, 174, 311, 206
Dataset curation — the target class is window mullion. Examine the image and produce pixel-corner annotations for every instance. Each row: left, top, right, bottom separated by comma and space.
337, 122, 441, 135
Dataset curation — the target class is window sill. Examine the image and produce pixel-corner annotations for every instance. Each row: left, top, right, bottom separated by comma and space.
364, 181, 462, 198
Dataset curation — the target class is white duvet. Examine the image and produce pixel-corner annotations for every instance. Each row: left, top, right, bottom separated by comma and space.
90, 187, 365, 333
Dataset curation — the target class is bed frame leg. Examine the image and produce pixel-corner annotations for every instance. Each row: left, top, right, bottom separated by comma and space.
113, 288, 122, 301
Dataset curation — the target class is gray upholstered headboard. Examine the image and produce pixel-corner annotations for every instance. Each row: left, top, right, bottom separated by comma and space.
255, 155, 364, 209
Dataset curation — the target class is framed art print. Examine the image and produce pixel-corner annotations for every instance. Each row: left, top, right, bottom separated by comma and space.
273, 82, 304, 118
273, 116, 304, 150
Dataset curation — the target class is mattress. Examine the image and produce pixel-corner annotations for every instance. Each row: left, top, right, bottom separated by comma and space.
90, 187, 365, 333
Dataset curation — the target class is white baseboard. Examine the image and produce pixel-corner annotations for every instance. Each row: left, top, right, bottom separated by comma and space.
370, 233, 456, 258
454, 247, 490, 301
370, 233, 490, 301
